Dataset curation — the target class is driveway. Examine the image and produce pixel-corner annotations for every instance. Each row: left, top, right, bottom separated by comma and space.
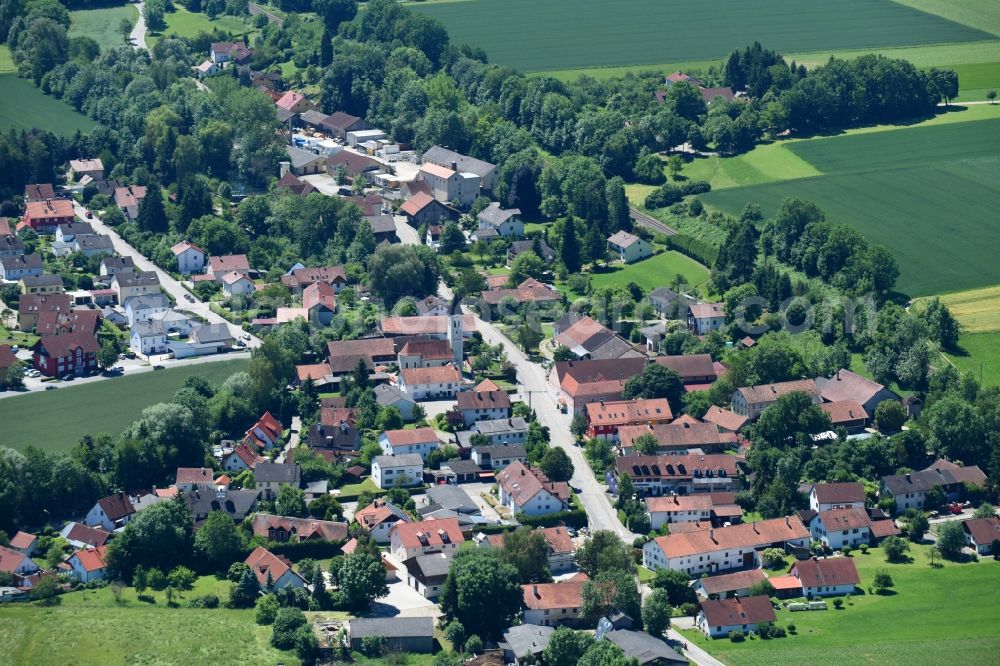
368, 576, 441, 619
666, 625, 726, 666
130, 1, 147, 50
74, 202, 258, 349
275, 415, 302, 463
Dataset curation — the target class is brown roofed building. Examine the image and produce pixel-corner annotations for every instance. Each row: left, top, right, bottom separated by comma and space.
963, 516, 1000, 555
808, 482, 866, 512
399, 191, 458, 226
389, 517, 465, 561
480, 277, 561, 308
697, 596, 776, 638
549, 357, 649, 416
693, 568, 767, 600
789, 556, 860, 598
618, 421, 736, 455
33, 329, 99, 377
321, 111, 371, 140
655, 353, 718, 385
820, 400, 869, 433
23, 199, 74, 232
245, 546, 307, 589
731, 379, 821, 420
702, 405, 748, 433
326, 150, 381, 179
815, 369, 901, 415
585, 398, 673, 441
24, 183, 56, 201
522, 577, 588, 627
251, 514, 348, 543
497, 461, 570, 517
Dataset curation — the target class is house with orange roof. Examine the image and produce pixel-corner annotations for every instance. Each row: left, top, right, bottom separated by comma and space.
67, 545, 109, 582
222, 443, 265, 472
9, 531, 37, 556
175, 467, 215, 492
275, 91, 315, 114
171, 240, 205, 275
389, 517, 465, 561
399, 191, 458, 226
379, 428, 440, 461
702, 405, 748, 433
354, 499, 412, 543
585, 398, 673, 441
245, 546, 307, 590
549, 357, 649, 416
522, 576, 588, 627
399, 364, 464, 401
645, 492, 743, 530
23, 199, 74, 233
497, 461, 570, 517
789, 556, 859, 598
697, 595, 776, 638
0, 545, 38, 578
538, 526, 577, 573
244, 411, 283, 450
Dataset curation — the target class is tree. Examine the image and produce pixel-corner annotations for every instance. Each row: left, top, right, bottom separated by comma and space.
575, 530, 635, 577
668, 155, 684, 180
651, 567, 697, 606
507, 250, 544, 286
136, 183, 168, 233
749, 579, 776, 597
440, 548, 522, 641
118, 17, 132, 40
919, 298, 961, 351
632, 433, 660, 455
936, 521, 966, 560
882, 535, 910, 562
558, 218, 581, 273
641, 588, 672, 636
274, 484, 308, 518
367, 244, 440, 306
105, 499, 194, 580
581, 569, 641, 623
928, 68, 959, 105
30, 575, 61, 605
622, 364, 684, 408
761, 547, 786, 568
973, 503, 996, 520
874, 400, 906, 433
195, 510, 247, 572
169, 565, 196, 591
97, 340, 118, 370
578, 641, 633, 666
295, 625, 320, 665
313, 0, 357, 31
271, 607, 307, 649
988, 90, 997, 105
540, 446, 574, 482
570, 413, 589, 440
516, 322, 543, 353
906, 511, 929, 543
335, 551, 388, 611
499, 528, 551, 583
606, 177, 631, 232
543, 627, 595, 666
873, 569, 894, 594
255, 593, 280, 624
439, 221, 466, 254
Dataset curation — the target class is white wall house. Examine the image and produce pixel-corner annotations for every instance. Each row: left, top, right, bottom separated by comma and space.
496, 462, 570, 517
607, 231, 652, 264
399, 365, 463, 401
379, 428, 440, 462
130, 321, 167, 356
171, 241, 205, 275
809, 509, 871, 550
372, 454, 424, 489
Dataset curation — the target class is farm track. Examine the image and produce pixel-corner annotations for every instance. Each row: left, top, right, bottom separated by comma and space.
630, 207, 678, 236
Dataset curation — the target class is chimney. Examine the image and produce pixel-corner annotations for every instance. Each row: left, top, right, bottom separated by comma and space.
451, 161, 458, 171
279, 161, 291, 177
905, 473, 911, 482
785, 516, 791, 527
533, 585, 539, 598
709, 529, 716, 544
752, 522, 758, 534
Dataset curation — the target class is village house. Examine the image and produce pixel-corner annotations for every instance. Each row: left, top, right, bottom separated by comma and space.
55, 222, 94, 244
501, 624, 554, 665
306, 407, 360, 451
687, 302, 726, 335
788, 556, 860, 598
399, 364, 464, 400
33, 329, 100, 377
18, 293, 71, 331
184, 488, 260, 525
100, 255, 135, 277
645, 492, 744, 530
20, 274, 63, 296
130, 320, 167, 356
654, 354, 718, 389
124, 293, 170, 326
539, 526, 577, 573
697, 596, 776, 638
809, 482, 866, 513
245, 411, 283, 451
175, 467, 216, 493
389, 517, 465, 562
880, 460, 987, 513
70, 158, 105, 182
617, 422, 737, 456
207, 254, 250, 279
397, 339, 454, 369
963, 516, 1000, 555
354, 499, 412, 543
112, 271, 160, 303
0, 230, 25, 258
283, 145, 325, 176
0, 254, 43, 281
399, 191, 458, 227
460, 417, 529, 447
476, 202, 523, 238
374, 384, 417, 421
0, 345, 16, 389
372, 454, 424, 489
819, 399, 870, 433
508, 238, 556, 266
276, 170, 317, 196
471, 444, 528, 470
113, 185, 147, 220
522, 577, 588, 627
281, 265, 348, 294
497, 461, 570, 517
251, 514, 348, 543
222, 443, 265, 473
319, 111, 371, 139
422, 146, 497, 189
194, 60, 220, 78
24, 183, 56, 201
67, 545, 109, 583
702, 405, 748, 433
379, 428, 440, 461
23, 199, 74, 234
8, 531, 36, 556
210, 41, 252, 65
171, 241, 205, 275
456, 389, 512, 426
481, 277, 563, 312
59, 523, 110, 550
616, 453, 746, 497
401, 551, 452, 599
254, 462, 301, 500
0, 545, 39, 578
72, 235, 114, 259
693, 568, 767, 600
553, 315, 642, 361
585, 398, 674, 441
221, 271, 255, 297
85, 493, 135, 531
549, 357, 648, 416
246, 546, 307, 590
327, 337, 396, 376
809, 508, 874, 549
731, 379, 821, 420
325, 150, 382, 182
815, 369, 901, 416
607, 230, 653, 264
643, 516, 809, 575
349, 617, 434, 654
417, 162, 480, 208
275, 90, 315, 115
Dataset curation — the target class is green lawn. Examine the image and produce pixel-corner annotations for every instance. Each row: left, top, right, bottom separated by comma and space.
334, 477, 382, 501
0, 74, 96, 136
945, 331, 1000, 387
0, 577, 298, 665
582, 250, 711, 296
0, 45, 14, 74
941, 61, 1000, 101
700, 113, 1000, 297
149, 7, 250, 45
686, 545, 1000, 666
415, 0, 992, 72
68, 4, 138, 49
0, 359, 248, 453
0, 323, 39, 349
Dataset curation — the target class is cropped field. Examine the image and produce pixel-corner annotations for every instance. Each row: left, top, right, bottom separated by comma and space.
946, 331, 1000, 387
0, 359, 247, 453
68, 4, 138, 49
701, 115, 1000, 296
944, 61, 1000, 101
685, 545, 1000, 666
0, 75, 96, 135
416, 0, 992, 73
892, 0, 1000, 35
922, 285, 1000, 333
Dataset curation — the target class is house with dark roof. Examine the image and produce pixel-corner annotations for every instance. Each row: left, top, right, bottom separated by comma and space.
284, 145, 325, 176
253, 462, 301, 500
184, 488, 260, 524
500, 624, 554, 664
24, 183, 56, 201
0, 345, 18, 388
732, 379, 821, 420
349, 617, 434, 654
0, 254, 43, 281
808, 482, 866, 513
963, 516, 1000, 554
456, 389, 511, 426
374, 384, 417, 421
321, 111, 372, 140
84, 493, 136, 531
372, 454, 424, 489
881, 460, 987, 513
422, 146, 497, 190
603, 629, 687, 665
697, 595, 776, 638
59, 522, 111, 549
476, 202, 523, 238
401, 550, 453, 599
815, 369, 900, 417
276, 170, 317, 196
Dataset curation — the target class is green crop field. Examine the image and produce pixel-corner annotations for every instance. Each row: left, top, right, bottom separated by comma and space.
700, 115, 1000, 297
149, 7, 250, 46
0, 359, 247, 453
0, 74, 96, 135
68, 4, 138, 49
685, 546, 1000, 666
589, 250, 711, 294
415, 0, 992, 73
945, 331, 1000, 387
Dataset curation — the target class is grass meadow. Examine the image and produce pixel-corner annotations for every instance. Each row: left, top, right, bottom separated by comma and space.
68, 4, 138, 49
415, 0, 992, 72
148, 7, 250, 46
0, 74, 96, 135
0, 45, 13, 74
685, 545, 1000, 666
699, 113, 1000, 296
0, 359, 248, 453
945, 331, 1000, 387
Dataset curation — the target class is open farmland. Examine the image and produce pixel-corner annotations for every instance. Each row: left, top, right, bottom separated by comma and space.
921, 285, 1000, 333
0, 359, 248, 453
700, 115, 1000, 297
414, 0, 993, 73
68, 4, 138, 49
0, 75, 96, 135
685, 546, 1000, 666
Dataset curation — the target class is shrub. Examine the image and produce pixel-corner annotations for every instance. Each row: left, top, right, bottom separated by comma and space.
729, 630, 745, 642
465, 634, 483, 654
833, 598, 843, 609
859, 544, 869, 554
679, 602, 697, 616
187, 594, 219, 608
361, 635, 384, 657
882, 535, 910, 562
786, 623, 797, 634
444, 619, 466, 651
271, 607, 307, 649
841, 546, 852, 557
255, 593, 281, 625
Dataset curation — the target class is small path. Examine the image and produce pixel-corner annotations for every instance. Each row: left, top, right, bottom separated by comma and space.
666, 626, 727, 666
130, 1, 148, 51
275, 415, 302, 463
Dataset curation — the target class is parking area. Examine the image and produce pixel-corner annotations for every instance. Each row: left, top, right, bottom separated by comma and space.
369, 574, 442, 619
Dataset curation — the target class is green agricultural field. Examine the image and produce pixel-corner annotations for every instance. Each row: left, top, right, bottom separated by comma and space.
943, 61, 1000, 101
0, 75, 96, 135
0, 45, 14, 74
0, 358, 247, 453
68, 4, 138, 49
685, 546, 1000, 666
700, 114, 1000, 296
918, 285, 1000, 333
945, 331, 1000, 387
559, 250, 711, 300
149, 7, 250, 45
0, 578, 298, 665
415, 0, 992, 73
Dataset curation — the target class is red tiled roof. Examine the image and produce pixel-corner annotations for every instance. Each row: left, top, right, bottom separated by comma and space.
383, 428, 438, 446
71, 545, 108, 573
699, 595, 776, 627
399, 339, 453, 361
618, 422, 736, 451
702, 406, 748, 432
9, 531, 36, 550
0, 546, 29, 574
175, 467, 214, 485
245, 546, 302, 586
964, 516, 1000, 545
0, 345, 16, 370
354, 499, 409, 531
650, 516, 808, 559
811, 482, 865, 505
539, 526, 575, 555
303, 281, 337, 311
497, 461, 570, 508
792, 557, 860, 587
736, 379, 820, 405
37, 329, 99, 359
456, 389, 511, 411
297, 363, 332, 382
251, 514, 348, 542
696, 568, 766, 595
24, 199, 73, 221
96, 492, 134, 521
276, 91, 308, 111
586, 398, 673, 427
615, 453, 744, 481
688, 302, 725, 320
208, 254, 249, 273
820, 400, 869, 424
401, 364, 462, 386
391, 517, 464, 550
63, 523, 110, 547
522, 579, 586, 610
481, 278, 561, 305
400, 191, 436, 216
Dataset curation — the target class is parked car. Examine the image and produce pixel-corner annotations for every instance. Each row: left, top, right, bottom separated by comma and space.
184, 294, 194, 302
85, 210, 93, 219
947, 503, 963, 515
45, 385, 57, 390
153, 364, 165, 370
